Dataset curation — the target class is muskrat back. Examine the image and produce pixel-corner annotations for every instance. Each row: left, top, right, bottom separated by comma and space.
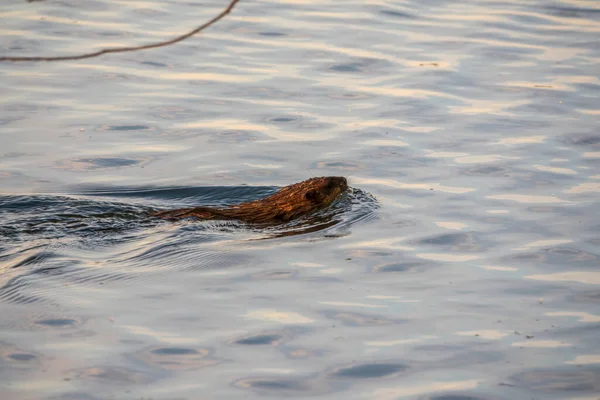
153, 176, 349, 224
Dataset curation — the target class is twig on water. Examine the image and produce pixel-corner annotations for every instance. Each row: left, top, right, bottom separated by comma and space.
1, 0, 241, 62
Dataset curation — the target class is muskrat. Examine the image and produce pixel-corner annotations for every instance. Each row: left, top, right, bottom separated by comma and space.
153, 176, 349, 224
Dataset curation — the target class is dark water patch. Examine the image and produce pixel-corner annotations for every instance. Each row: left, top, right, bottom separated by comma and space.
330, 362, 409, 379
0, 343, 44, 371
568, 290, 600, 303
0, 116, 26, 126
10, 251, 58, 269
259, 31, 286, 37
48, 393, 102, 400
213, 130, 266, 143
55, 157, 148, 171
140, 61, 168, 67
501, 252, 545, 264
232, 333, 283, 346
442, 350, 505, 368
463, 165, 508, 176
7, 353, 37, 361
148, 105, 206, 120
265, 115, 300, 124
134, 346, 216, 371
413, 232, 482, 252
0, 194, 158, 242
70, 366, 157, 385
322, 310, 403, 327
251, 270, 296, 280
329, 63, 363, 73
103, 125, 151, 131
315, 161, 363, 170
545, 247, 598, 266
375, 261, 431, 273
545, 6, 600, 19
151, 347, 198, 355
348, 249, 395, 258
380, 9, 416, 19
327, 58, 391, 74
232, 376, 327, 395
509, 366, 600, 393
327, 91, 371, 100
563, 133, 600, 147
35, 318, 79, 328
423, 395, 492, 400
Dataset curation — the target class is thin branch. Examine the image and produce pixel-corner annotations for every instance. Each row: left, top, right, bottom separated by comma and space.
1, 0, 241, 62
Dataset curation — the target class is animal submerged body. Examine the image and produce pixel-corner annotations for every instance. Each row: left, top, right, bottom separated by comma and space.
153, 176, 349, 224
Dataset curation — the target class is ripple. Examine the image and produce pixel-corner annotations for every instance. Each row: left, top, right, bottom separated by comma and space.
134, 346, 216, 371
0, 343, 42, 369
55, 157, 149, 171
563, 133, 600, 147
509, 366, 600, 393
232, 333, 283, 346
102, 125, 151, 131
233, 377, 312, 393
322, 310, 402, 326
70, 366, 156, 385
35, 318, 79, 328
330, 362, 409, 379
374, 261, 430, 273
424, 395, 489, 400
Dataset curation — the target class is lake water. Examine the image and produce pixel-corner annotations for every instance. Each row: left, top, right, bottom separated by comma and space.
1, 0, 599, 399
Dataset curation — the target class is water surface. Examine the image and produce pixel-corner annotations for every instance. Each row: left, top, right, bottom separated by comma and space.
1, 0, 599, 399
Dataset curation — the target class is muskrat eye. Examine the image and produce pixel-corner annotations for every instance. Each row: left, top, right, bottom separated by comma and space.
305, 189, 317, 200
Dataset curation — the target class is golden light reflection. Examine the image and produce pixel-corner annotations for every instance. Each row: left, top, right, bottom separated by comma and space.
487, 194, 570, 204
120, 325, 199, 344
435, 221, 467, 230
512, 340, 571, 348
533, 165, 577, 175
425, 151, 469, 158
416, 253, 480, 262
546, 311, 600, 323
455, 155, 519, 164
566, 355, 600, 365
577, 109, 600, 115
457, 330, 511, 339
340, 237, 414, 251
366, 335, 438, 347
495, 136, 547, 145
352, 177, 475, 194
244, 309, 313, 324
369, 379, 481, 400
319, 301, 383, 309
481, 265, 518, 271
319, 268, 343, 275
361, 139, 409, 147
526, 271, 600, 285
289, 262, 324, 268
565, 183, 600, 194
513, 238, 572, 250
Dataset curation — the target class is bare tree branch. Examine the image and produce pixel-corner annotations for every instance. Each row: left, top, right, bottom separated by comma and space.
1, 0, 241, 62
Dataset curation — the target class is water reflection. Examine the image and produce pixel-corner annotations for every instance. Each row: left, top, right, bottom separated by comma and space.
1, 0, 599, 398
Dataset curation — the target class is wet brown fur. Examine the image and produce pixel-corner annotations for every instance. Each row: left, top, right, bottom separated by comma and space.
153, 176, 348, 224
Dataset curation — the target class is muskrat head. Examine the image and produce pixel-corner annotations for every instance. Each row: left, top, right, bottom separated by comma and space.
302, 176, 348, 206
246, 176, 349, 223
